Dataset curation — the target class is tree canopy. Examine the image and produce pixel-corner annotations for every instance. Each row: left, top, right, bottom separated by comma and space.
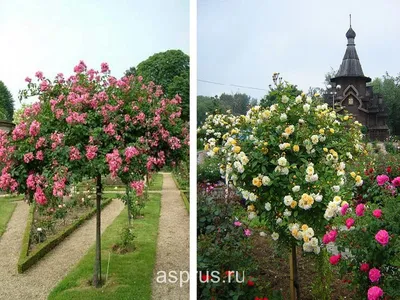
126, 50, 189, 121
371, 73, 400, 136
0, 81, 14, 121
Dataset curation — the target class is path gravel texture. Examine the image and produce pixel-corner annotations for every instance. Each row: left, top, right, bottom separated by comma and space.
0, 199, 124, 300
152, 173, 190, 300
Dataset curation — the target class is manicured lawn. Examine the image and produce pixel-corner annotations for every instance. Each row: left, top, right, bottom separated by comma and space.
0, 196, 23, 237
48, 193, 161, 300
148, 173, 163, 191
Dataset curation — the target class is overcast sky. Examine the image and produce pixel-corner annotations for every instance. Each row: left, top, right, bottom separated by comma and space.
0, 0, 189, 110
198, 0, 400, 100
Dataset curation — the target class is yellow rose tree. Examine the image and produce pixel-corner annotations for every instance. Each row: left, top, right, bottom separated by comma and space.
203, 87, 365, 297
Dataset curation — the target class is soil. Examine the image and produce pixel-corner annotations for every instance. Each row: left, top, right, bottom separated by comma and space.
250, 228, 358, 299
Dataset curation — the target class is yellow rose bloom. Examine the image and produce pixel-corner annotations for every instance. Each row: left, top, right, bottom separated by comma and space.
301, 92, 305, 97
319, 129, 325, 134
330, 128, 335, 134
213, 147, 219, 153
293, 145, 300, 152
343, 115, 349, 121
231, 129, 238, 134
355, 175, 362, 183
350, 172, 356, 178
314, 93, 320, 97
252, 177, 262, 188
262, 147, 269, 154
233, 146, 241, 154
204, 144, 209, 151
285, 127, 293, 135
231, 139, 237, 145
290, 201, 297, 208
303, 235, 310, 242
247, 204, 255, 211
323, 148, 328, 152
301, 224, 309, 231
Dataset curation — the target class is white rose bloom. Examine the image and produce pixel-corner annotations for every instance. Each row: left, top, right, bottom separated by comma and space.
313, 246, 321, 254
304, 228, 315, 238
284, 195, 293, 206
271, 232, 279, 241
280, 113, 288, 122
306, 166, 314, 175
339, 162, 346, 170
262, 176, 271, 186
303, 242, 314, 253
332, 185, 340, 193
310, 237, 319, 247
298, 118, 305, 124
249, 193, 257, 202
310, 174, 319, 182
248, 211, 257, 220
292, 185, 300, 192
314, 193, 323, 202
259, 231, 267, 237
306, 96, 312, 103
276, 218, 282, 224
237, 165, 245, 173
281, 167, 289, 175
346, 152, 353, 159
303, 103, 310, 112
282, 95, 289, 103
265, 202, 272, 211
283, 209, 292, 217
311, 135, 319, 144
277, 157, 287, 166
242, 190, 250, 200
319, 136, 326, 142
355, 179, 363, 187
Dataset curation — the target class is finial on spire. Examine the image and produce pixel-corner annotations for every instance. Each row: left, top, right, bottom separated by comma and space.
349, 14, 352, 28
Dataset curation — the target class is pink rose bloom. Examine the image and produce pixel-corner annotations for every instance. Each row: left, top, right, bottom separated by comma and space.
329, 254, 341, 265
372, 209, 382, 218
392, 176, 400, 187
101, 62, 109, 73
69, 146, 81, 161
23, 152, 34, 163
34, 186, 47, 205
35, 71, 44, 79
355, 203, 365, 216
36, 150, 44, 161
367, 286, 384, 300
345, 218, 355, 229
29, 120, 41, 137
86, 145, 98, 160
340, 203, 349, 216
369, 268, 381, 282
376, 174, 389, 186
323, 229, 338, 244
375, 230, 389, 246
360, 263, 370, 272
244, 229, 252, 236
234, 221, 242, 227
25, 77, 31, 83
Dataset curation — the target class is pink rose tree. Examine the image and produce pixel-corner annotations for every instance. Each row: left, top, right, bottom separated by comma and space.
0, 61, 187, 287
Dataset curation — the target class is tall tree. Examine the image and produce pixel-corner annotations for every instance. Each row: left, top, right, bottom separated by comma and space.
371, 73, 400, 136
0, 81, 14, 121
260, 79, 302, 107
126, 50, 189, 121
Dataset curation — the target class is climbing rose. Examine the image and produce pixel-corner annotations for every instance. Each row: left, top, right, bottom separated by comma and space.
105, 149, 122, 178
101, 62, 109, 73
340, 203, 349, 216
69, 146, 81, 161
34, 186, 47, 205
376, 174, 389, 186
369, 268, 381, 282
86, 145, 98, 160
130, 181, 145, 196
23, 152, 34, 163
375, 230, 389, 246
29, 120, 41, 137
367, 286, 383, 300
322, 229, 337, 244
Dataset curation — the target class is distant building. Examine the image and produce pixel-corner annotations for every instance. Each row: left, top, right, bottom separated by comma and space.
327, 22, 389, 141
0, 120, 14, 133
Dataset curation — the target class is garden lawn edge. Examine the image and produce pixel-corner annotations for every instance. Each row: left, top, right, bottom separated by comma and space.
0, 201, 18, 238
171, 172, 187, 192
18, 198, 113, 273
148, 173, 163, 191
48, 193, 161, 300
180, 190, 189, 213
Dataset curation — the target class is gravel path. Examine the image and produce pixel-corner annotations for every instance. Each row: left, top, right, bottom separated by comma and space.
152, 173, 190, 300
0, 199, 124, 300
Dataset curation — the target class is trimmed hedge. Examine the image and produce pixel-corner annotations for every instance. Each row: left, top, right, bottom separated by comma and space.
180, 190, 190, 213
18, 198, 112, 273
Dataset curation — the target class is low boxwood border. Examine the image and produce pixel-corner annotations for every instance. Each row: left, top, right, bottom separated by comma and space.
18, 198, 112, 273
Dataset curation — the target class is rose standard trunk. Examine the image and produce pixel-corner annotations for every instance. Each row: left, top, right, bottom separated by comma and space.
93, 174, 102, 287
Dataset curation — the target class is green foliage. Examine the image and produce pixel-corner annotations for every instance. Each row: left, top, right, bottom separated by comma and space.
0, 198, 17, 237
197, 195, 259, 299
148, 173, 163, 191
0, 80, 14, 121
260, 78, 302, 107
112, 225, 136, 254
133, 49, 190, 121
311, 250, 333, 300
172, 160, 189, 190
197, 156, 222, 183
371, 73, 400, 136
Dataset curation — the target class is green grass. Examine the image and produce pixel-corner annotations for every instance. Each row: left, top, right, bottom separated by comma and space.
148, 173, 163, 191
49, 193, 161, 300
0, 195, 23, 237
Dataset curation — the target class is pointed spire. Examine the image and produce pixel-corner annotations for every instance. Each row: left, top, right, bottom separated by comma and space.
331, 17, 371, 82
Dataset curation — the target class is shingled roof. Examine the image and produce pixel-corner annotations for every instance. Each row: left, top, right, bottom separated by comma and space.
331, 26, 371, 82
